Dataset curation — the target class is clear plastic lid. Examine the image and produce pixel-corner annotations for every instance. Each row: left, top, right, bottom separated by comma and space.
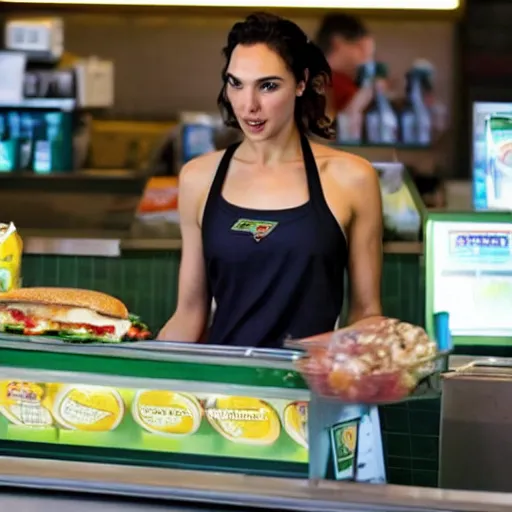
289, 317, 439, 404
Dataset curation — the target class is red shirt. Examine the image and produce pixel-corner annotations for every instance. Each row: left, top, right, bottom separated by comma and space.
330, 71, 358, 112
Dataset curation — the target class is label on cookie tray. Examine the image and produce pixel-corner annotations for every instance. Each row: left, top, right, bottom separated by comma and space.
0, 381, 309, 464
0, 381, 54, 427
132, 390, 202, 437
203, 395, 281, 445
52, 385, 125, 432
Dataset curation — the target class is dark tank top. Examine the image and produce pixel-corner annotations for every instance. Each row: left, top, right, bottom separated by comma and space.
202, 134, 348, 348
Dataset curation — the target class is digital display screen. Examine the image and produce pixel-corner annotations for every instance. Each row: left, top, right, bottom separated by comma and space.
432, 221, 512, 337
472, 102, 512, 211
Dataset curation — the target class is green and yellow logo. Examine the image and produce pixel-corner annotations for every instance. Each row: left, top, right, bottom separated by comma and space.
231, 218, 278, 242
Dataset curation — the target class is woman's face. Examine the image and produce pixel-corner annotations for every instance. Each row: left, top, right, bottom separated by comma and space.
225, 43, 305, 141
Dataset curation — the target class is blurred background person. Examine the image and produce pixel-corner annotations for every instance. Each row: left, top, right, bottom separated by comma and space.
315, 13, 375, 119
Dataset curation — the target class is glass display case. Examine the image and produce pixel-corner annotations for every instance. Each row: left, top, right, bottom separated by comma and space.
424, 210, 512, 354
0, 338, 309, 478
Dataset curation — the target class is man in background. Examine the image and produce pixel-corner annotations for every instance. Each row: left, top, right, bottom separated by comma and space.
315, 13, 375, 117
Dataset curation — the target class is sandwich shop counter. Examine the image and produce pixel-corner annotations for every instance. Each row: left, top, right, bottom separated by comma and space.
1, 335, 512, 512
0, 331, 444, 485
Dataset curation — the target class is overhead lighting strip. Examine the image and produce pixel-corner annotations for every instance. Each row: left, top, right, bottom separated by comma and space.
0, 0, 460, 11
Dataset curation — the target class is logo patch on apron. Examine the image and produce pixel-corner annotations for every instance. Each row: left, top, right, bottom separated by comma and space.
231, 218, 278, 242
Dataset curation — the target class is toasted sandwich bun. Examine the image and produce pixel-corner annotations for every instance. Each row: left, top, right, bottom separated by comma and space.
0, 287, 128, 319
0, 287, 131, 341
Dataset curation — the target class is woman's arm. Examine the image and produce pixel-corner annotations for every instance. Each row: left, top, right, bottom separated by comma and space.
157, 161, 210, 342
346, 160, 383, 325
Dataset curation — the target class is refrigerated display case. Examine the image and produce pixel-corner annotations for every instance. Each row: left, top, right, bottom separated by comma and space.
424, 210, 512, 356
0, 339, 309, 479
0, 330, 447, 486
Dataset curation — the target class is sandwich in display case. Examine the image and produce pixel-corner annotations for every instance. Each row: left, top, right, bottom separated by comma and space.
424, 210, 512, 355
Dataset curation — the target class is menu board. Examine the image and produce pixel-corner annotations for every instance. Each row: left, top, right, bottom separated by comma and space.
432, 221, 512, 338
0, 380, 308, 464
472, 102, 512, 211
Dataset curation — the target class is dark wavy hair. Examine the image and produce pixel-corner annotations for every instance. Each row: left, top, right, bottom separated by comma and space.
217, 12, 335, 140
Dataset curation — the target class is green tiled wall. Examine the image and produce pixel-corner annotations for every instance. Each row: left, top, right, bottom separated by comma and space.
20, 249, 440, 486
379, 253, 440, 488
380, 399, 440, 487
22, 251, 425, 334
380, 253, 425, 326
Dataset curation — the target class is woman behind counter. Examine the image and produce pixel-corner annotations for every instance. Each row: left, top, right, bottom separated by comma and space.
158, 12, 383, 347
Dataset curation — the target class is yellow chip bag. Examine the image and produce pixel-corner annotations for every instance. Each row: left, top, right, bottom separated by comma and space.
0, 222, 23, 292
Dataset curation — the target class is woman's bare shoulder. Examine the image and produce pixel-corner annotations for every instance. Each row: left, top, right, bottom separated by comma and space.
310, 141, 377, 188
178, 148, 231, 196
179, 149, 226, 180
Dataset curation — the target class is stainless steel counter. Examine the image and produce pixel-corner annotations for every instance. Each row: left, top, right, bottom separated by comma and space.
0, 456, 510, 512
440, 358, 512, 493
0, 491, 197, 512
